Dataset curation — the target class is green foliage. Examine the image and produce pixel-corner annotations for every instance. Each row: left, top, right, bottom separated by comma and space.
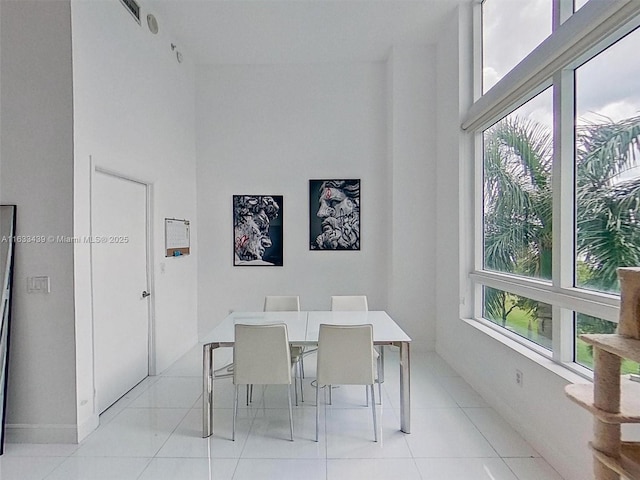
483, 114, 640, 328
576, 116, 640, 292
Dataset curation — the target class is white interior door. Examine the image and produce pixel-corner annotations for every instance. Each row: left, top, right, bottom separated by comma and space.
92, 170, 150, 414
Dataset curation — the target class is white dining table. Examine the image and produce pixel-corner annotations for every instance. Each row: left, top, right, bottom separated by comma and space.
201, 310, 411, 437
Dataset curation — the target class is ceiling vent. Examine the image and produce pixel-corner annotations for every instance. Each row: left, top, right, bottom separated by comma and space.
119, 0, 141, 24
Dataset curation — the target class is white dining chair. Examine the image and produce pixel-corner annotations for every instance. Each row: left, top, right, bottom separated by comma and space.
330, 295, 368, 311
233, 323, 294, 441
264, 295, 300, 311
263, 295, 304, 405
315, 323, 378, 442
330, 295, 381, 405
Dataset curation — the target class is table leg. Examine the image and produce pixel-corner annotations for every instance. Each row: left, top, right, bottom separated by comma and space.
377, 346, 385, 405
378, 346, 385, 384
399, 341, 411, 434
202, 343, 214, 438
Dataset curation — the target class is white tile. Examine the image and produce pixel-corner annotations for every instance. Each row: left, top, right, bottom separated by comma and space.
0, 456, 65, 480
325, 408, 412, 459
417, 352, 462, 377
504, 457, 566, 480
233, 459, 326, 480
44, 456, 151, 480
160, 344, 205, 377
404, 408, 499, 458
73, 408, 189, 457
327, 458, 421, 480
463, 408, 539, 457
387, 376, 457, 409
99, 376, 161, 424
212, 377, 260, 407
128, 376, 202, 409
0, 347, 568, 480
414, 457, 520, 480
156, 408, 251, 458
437, 376, 489, 408
138, 457, 238, 480
242, 408, 326, 458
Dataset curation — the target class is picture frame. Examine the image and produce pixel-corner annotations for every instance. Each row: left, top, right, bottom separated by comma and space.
309, 179, 360, 250
233, 195, 283, 266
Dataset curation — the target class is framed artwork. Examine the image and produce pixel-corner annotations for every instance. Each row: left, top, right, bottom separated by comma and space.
233, 195, 283, 266
309, 179, 360, 250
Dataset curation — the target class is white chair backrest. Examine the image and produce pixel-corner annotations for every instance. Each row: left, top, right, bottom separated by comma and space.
233, 324, 292, 386
317, 324, 375, 386
330, 295, 368, 311
264, 296, 300, 312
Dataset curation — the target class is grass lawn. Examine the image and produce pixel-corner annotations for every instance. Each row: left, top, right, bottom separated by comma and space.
489, 299, 639, 374
490, 304, 552, 350
576, 339, 639, 374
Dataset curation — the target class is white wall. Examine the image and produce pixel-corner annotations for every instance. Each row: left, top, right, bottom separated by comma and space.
196, 63, 394, 333
0, 0, 78, 442
387, 46, 438, 349
434, 6, 594, 480
71, 0, 198, 438
0, 0, 198, 443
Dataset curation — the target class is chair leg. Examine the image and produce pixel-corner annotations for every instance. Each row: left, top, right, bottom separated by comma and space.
370, 384, 378, 442
299, 361, 304, 403
246, 384, 254, 406
328, 384, 332, 405
287, 385, 294, 441
294, 368, 299, 406
233, 385, 239, 441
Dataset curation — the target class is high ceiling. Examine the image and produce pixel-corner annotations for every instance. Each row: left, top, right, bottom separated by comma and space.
147, 0, 467, 65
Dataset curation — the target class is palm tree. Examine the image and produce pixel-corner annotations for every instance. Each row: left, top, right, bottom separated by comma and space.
483, 117, 553, 338
576, 115, 640, 291
483, 114, 640, 339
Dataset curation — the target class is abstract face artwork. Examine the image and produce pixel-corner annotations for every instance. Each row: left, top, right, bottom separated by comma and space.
233, 195, 283, 266
309, 179, 360, 250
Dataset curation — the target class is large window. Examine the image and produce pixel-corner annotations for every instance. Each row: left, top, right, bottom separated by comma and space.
575, 28, 640, 294
484, 287, 552, 350
483, 90, 553, 281
575, 313, 640, 373
482, 0, 552, 92
472, 0, 640, 374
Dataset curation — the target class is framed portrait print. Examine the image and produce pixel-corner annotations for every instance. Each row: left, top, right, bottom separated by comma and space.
233, 195, 284, 266
309, 179, 360, 250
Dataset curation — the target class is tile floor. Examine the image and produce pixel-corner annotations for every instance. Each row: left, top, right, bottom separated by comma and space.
0, 346, 566, 479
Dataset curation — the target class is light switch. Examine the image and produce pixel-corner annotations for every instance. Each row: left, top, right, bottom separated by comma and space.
27, 276, 50, 294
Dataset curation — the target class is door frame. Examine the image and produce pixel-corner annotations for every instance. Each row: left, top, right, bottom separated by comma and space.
89, 161, 156, 415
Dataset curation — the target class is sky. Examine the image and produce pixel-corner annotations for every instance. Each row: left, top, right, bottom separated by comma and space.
482, 0, 640, 127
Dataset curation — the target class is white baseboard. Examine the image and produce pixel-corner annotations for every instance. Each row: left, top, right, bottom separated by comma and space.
77, 414, 99, 442
5, 423, 79, 444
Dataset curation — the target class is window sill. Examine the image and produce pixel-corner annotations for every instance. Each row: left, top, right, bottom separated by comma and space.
461, 317, 593, 384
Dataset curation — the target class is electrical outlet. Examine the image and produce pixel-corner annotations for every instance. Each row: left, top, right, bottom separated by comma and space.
515, 369, 524, 387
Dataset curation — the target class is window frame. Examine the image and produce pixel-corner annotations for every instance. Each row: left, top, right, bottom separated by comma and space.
467, 0, 640, 377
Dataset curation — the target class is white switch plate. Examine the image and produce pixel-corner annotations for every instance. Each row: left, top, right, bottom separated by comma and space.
27, 276, 50, 294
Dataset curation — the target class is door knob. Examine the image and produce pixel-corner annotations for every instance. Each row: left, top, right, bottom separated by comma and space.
142, 291, 151, 298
